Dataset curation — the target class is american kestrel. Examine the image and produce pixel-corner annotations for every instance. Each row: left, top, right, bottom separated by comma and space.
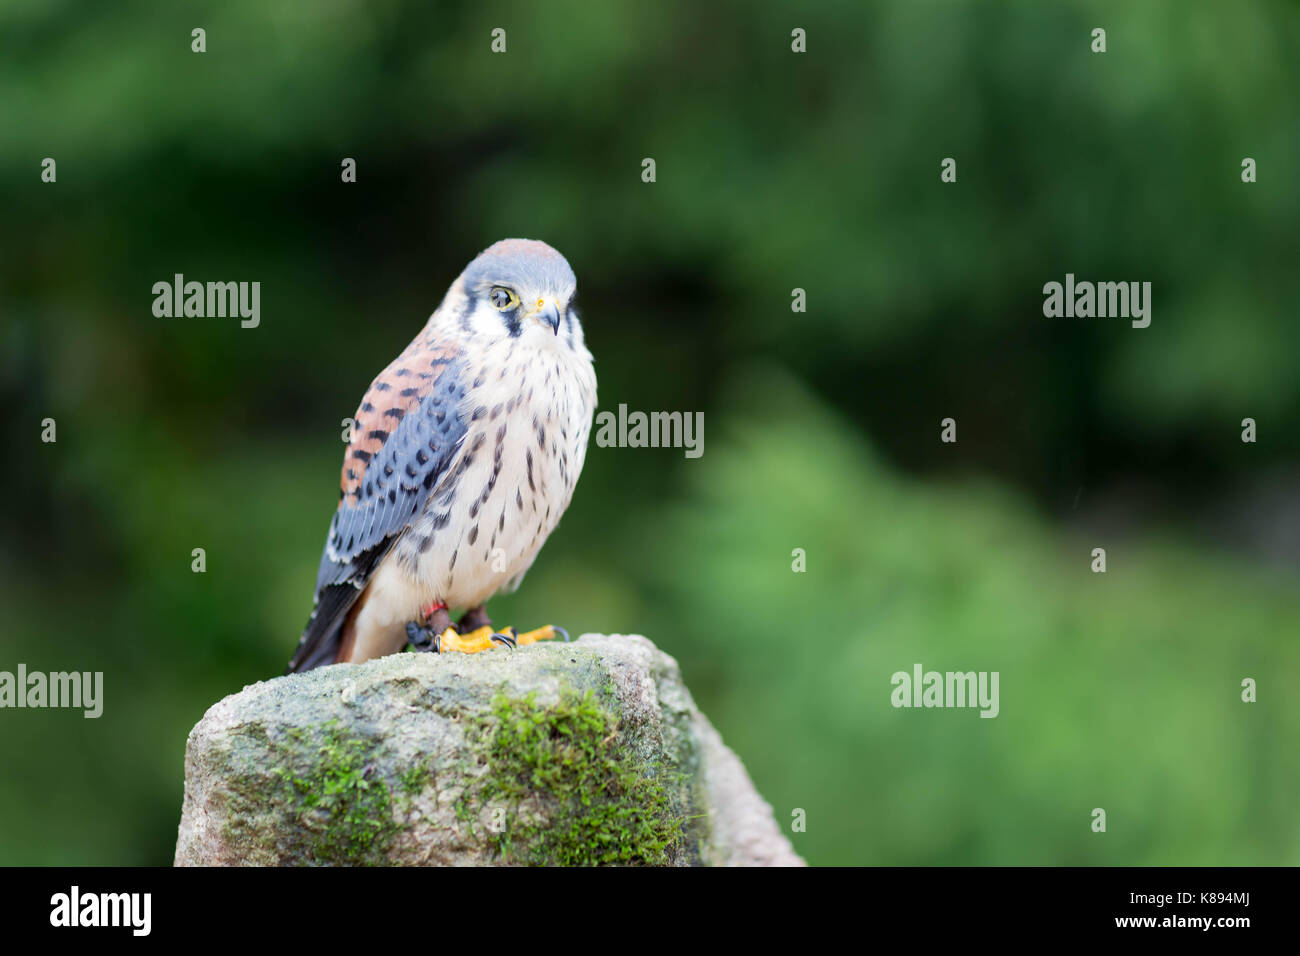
288, 239, 596, 672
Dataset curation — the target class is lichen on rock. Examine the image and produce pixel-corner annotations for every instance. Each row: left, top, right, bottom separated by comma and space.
174, 634, 803, 867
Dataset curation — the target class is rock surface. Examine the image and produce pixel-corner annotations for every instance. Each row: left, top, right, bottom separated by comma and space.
174, 633, 803, 866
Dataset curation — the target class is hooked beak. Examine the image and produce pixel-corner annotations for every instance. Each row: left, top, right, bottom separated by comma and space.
529, 299, 562, 335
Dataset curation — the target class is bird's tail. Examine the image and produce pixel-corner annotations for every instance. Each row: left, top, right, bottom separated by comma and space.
286, 585, 361, 673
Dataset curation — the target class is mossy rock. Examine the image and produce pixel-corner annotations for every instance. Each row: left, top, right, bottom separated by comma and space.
174, 634, 802, 866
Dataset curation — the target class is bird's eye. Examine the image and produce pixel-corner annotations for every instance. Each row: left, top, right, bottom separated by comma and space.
489, 287, 517, 310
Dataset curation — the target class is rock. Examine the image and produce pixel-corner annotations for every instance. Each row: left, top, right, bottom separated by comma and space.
174, 634, 803, 866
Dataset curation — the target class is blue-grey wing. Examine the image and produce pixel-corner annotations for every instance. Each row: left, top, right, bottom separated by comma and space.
288, 338, 469, 672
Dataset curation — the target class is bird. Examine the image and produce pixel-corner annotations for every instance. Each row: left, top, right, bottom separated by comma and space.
287, 239, 596, 672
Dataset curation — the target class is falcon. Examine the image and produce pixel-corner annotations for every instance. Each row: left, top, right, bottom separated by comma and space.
288, 239, 596, 672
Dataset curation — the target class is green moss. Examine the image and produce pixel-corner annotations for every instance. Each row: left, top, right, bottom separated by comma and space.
399, 759, 430, 796
272, 721, 400, 865
464, 688, 685, 865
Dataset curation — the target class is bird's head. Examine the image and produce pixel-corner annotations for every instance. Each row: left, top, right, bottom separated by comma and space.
445, 238, 582, 349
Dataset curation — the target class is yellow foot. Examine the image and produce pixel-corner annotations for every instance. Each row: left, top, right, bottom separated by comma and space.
455, 624, 569, 649
407, 621, 570, 654
431, 626, 515, 654
513, 624, 569, 646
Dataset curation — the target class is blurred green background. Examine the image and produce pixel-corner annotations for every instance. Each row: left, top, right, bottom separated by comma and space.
2, 0, 1298, 866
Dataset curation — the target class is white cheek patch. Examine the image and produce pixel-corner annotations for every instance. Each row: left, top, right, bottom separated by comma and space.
465, 301, 499, 338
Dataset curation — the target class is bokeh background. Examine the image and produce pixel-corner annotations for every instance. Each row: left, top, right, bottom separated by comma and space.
2, 0, 1298, 866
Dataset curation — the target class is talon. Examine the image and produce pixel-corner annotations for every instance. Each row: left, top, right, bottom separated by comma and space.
432, 625, 512, 654
490, 627, 518, 649
553, 625, 570, 643
409, 605, 452, 653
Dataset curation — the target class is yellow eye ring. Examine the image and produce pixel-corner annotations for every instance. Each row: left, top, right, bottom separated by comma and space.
489, 287, 518, 311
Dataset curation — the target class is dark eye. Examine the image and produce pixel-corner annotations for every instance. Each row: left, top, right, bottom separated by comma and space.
489, 287, 517, 310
